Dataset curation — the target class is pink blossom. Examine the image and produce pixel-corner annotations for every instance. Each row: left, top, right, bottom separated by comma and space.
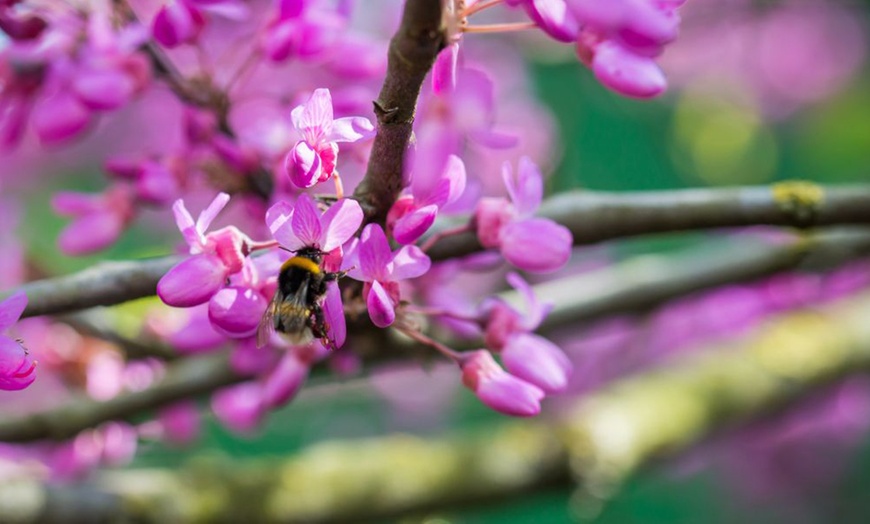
153, 0, 249, 48
460, 350, 544, 417
506, 0, 580, 43
388, 154, 467, 245
345, 224, 431, 328
212, 382, 266, 434
0, 291, 35, 391
259, 0, 345, 62
158, 401, 200, 445
207, 252, 281, 338
267, 193, 363, 255
474, 157, 572, 273
480, 273, 571, 393
52, 185, 136, 256
158, 193, 255, 307
261, 349, 309, 408
282, 88, 374, 189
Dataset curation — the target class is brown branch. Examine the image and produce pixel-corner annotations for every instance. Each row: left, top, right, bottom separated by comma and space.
60, 310, 178, 361
6, 230, 870, 443
17, 256, 182, 319
0, 352, 245, 443
353, 0, 447, 223
12, 185, 870, 319
427, 182, 870, 261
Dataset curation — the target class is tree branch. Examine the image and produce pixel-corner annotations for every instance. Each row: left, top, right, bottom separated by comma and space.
17, 256, 182, 319
353, 0, 446, 223
11, 290, 870, 522
0, 352, 244, 443
5, 230, 870, 443
13, 184, 870, 319
428, 182, 870, 260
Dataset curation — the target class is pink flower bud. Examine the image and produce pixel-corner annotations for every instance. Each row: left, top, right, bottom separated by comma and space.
153, 0, 205, 48
501, 333, 572, 393
460, 350, 544, 417
208, 286, 268, 338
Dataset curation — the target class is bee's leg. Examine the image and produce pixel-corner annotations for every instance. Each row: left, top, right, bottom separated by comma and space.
309, 303, 335, 350
323, 270, 349, 282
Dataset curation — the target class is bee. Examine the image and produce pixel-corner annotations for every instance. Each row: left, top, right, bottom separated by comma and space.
257, 246, 345, 349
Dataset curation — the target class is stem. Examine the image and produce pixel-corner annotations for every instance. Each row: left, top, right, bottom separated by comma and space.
333, 170, 345, 200
396, 325, 464, 361
225, 48, 261, 93
247, 239, 280, 252
462, 0, 503, 18
463, 22, 537, 33
420, 222, 473, 252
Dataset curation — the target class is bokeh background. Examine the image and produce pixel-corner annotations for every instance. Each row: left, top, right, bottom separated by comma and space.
3, 0, 870, 523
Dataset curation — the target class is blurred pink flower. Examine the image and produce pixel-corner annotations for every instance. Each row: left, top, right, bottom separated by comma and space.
0, 291, 35, 391
460, 349, 544, 417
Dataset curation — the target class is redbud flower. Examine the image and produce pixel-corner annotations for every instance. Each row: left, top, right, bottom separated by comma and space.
460, 350, 544, 417
282, 88, 374, 189
153, 0, 249, 48
212, 382, 266, 434
481, 273, 571, 393
158, 193, 254, 307
207, 253, 279, 338
0, 291, 36, 391
345, 224, 431, 328
475, 157, 572, 273
260, 0, 345, 62
506, 0, 580, 43
52, 185, 136, 255
388, 154, 467, 245
158, 401, 200, 445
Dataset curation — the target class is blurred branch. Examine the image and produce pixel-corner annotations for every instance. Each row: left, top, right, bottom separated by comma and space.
0, 352, 244, 443
428, 182, 870, 260
6, 230, 870, 444
15, 256, 183, 319
354, 0, 446, 223
60, 310, 178, 361
10, 290, 870, 522
16, 185, 870, 318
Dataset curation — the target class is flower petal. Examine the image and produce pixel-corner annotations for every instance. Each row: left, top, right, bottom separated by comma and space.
506, 272, 552, 331
32, 91, 90, 144
366, 280, 396, 328
432, 43, 459, 95
390, 245, 431, 280
328, 116, 374, 143
72, 68, 135, 111
58, 211, 126, 256
286, 140, 322, 188
267, 200, 305, 251
356, 224, 392, 281
262, 351, 308, 408
320, 197, 363, 252
460, 350, 543, 417
503, 157, 543, 216
157, 254, 228, 307
501, 333, 572, 393
292, 88, 333, 142
196, 192, 230, 234
392, 205, 438, 245
0, 291, 27, 332
0, 336, 36, 391
501, 218, 572, 273
172, 198, 202, 250
323, 281, 346, 348
208, 286, 267, 338
291, 193, 323, 247
591, 41, 667, 99
212, 382, 265, 434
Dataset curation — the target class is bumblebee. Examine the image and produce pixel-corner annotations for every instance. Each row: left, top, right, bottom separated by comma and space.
257, 247, 344, 349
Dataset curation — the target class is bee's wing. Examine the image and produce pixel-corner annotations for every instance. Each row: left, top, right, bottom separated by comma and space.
256, 291, 282, 349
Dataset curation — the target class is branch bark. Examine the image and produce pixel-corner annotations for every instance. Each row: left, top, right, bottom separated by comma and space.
353, 0, 446, 223
17, 256, 182, 319
428, 182, 870, 261
10, 290, 870, 523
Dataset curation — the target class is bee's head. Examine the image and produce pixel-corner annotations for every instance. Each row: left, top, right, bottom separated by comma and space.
297, 246, 324, 263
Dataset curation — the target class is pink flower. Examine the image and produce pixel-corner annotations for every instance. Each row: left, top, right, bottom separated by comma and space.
460, 350, 544, 417
259, 0, 345, 62
207, 252, 280, 338
506, 0, 580, 43
158, 193, 254, 307
153, 0, 249, 48
212, 382, 266, 434
345, 224, 431, 328
569, 0, 683, 98
52, 185, 136, 255
106, 157, 182, 205
282, 88, 374, 189
0, 291, 36, 391
474, 158, 572, 273
481, 273, 571, 393
387, 154, 467, 245
158, 401, 200, 445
